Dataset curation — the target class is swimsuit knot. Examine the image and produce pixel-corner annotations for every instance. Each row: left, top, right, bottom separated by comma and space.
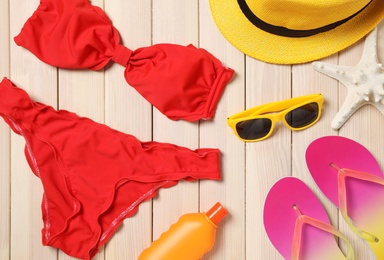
112, 44, 133, 67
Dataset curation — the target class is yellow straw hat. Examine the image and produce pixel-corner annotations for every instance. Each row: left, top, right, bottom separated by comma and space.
209, 0, 384, 64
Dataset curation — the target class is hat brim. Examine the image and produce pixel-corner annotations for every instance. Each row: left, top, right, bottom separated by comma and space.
209, 0, 384, 64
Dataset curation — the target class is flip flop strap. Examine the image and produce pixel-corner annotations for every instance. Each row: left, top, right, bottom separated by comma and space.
337, 168, 384, 242
291, 214, 354, 260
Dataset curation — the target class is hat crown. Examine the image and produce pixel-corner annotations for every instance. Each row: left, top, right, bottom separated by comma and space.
246, 0, 371, 30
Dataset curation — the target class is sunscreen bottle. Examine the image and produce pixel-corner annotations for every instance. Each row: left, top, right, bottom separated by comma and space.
138, 202, 228, 260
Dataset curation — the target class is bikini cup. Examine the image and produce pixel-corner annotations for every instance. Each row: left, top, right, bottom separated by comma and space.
14, 0, 234, 122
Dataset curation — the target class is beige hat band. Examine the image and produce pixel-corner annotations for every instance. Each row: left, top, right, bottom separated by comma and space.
238, 0, 373, 37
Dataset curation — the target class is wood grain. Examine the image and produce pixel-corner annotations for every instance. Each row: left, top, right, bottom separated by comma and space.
1, 1, 381, 259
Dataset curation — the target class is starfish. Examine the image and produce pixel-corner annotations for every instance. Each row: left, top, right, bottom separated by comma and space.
313, 27, 384, 130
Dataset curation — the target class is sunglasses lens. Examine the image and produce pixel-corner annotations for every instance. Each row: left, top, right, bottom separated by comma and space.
285, 102, 319, 128
236, 118, 272, 140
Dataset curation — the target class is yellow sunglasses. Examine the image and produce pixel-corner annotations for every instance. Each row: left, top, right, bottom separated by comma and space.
227, 94, 324, 142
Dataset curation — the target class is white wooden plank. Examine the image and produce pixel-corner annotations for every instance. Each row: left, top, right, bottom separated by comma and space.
58, 71, 105, 122
0, 0, 10, 259
151, 0, 201, 251
104, 1, 153, 259
244, 61, 291, 260
0, 0, 9, 74
0, 126, 10, 260
291, 57, 341, 222
199, 1, 246, 259
10, 0, 58, 259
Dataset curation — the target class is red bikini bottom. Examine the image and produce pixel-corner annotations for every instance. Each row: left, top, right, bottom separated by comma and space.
0, 78, 221, 259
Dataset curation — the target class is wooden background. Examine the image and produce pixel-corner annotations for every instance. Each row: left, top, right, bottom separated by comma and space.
0, 1, 383, 259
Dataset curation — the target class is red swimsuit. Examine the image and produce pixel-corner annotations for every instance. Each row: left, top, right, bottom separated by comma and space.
0, 78, 221, 259
14, 0, 234, 122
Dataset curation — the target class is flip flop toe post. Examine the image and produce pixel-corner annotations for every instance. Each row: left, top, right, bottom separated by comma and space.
264, 177, 353, 260
306, 136, 384, 259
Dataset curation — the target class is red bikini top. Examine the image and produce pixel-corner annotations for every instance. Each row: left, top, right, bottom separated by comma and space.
15, 0, 234, 122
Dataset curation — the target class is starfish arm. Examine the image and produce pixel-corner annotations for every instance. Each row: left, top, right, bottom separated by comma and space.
331, 93, 366, 130
359, 27, 379, 65
313, 62, 357, 88
314, 27, 384, 129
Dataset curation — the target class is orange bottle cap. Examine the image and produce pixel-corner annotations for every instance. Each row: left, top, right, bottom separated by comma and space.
206, 202, 228, 225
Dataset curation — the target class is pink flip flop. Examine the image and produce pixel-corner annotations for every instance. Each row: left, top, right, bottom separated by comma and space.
306, 135, 384, 259
264, 177, 353, 260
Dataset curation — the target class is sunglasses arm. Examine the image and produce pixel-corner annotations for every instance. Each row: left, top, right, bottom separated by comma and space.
228, 94, 322, 119
227, 94, 323, 120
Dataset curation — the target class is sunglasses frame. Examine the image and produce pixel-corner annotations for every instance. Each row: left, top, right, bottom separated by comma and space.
227, 93, 324, 142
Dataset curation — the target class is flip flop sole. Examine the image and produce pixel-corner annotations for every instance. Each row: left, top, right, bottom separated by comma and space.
306, 135, 384, 258
264, 177, 346, 260
305, 135, 382, 207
